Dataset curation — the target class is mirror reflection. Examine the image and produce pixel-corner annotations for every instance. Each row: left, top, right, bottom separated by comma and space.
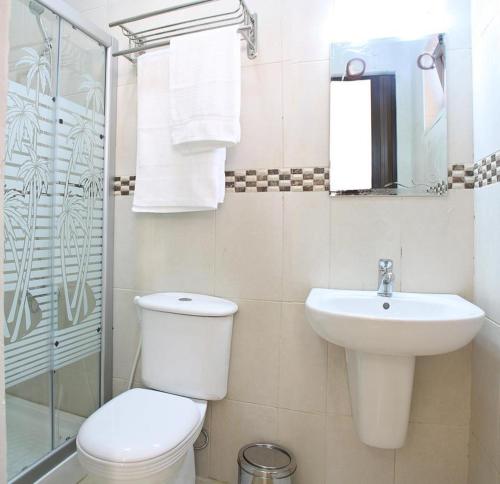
330, 34, 448, 195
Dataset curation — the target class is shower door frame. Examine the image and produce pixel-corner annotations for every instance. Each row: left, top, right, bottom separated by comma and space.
9, 0, 116, 482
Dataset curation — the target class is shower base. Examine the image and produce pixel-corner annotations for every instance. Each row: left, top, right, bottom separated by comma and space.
6, 395, 84, 480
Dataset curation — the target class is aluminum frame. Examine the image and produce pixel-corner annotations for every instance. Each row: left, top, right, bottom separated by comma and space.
8, 0, 117, 482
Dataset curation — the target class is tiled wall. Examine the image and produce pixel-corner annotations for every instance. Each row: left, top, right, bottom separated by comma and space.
468, 0, 500, 482
69, 1, 476, 483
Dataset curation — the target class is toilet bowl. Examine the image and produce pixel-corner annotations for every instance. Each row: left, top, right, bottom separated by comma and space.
77, 388, 207, 484
77, 293, 237, 484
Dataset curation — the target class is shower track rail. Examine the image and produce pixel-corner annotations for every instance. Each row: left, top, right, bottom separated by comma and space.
109, 0, 257, 63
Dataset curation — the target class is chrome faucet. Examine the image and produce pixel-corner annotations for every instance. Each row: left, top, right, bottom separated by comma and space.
377, 259, 394, 297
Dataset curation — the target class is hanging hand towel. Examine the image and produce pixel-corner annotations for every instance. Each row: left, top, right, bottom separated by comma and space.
134, 48, 226, 213
169, 25, 241, 152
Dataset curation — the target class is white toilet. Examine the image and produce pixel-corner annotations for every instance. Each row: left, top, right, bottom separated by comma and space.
77, 292, 238, 484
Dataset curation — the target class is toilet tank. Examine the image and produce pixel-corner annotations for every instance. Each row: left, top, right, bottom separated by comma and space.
134, 293, 238, 400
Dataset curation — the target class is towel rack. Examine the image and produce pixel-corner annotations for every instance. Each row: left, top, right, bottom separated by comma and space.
109, 0, 257, 63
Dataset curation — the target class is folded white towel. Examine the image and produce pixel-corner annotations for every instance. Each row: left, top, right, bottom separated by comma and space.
134, 48, 226, 213
169, 26, 241, 152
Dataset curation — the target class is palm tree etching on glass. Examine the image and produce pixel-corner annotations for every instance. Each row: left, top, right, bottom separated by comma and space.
4, 42, 104, 342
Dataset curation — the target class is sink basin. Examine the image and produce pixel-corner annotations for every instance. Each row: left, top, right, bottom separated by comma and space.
306, 289, 484, 356
305, 288, 484, 449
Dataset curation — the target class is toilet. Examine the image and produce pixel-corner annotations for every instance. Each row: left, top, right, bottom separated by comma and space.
77, 292, 238, 484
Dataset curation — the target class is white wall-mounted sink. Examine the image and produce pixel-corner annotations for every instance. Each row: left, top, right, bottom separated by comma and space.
305, 288, 484, 449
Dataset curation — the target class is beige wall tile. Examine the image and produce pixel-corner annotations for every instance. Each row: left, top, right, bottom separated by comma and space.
195, 403, 212, 479
468, 434, 500, 484
395, 423, 468, 484
470, 318, 500, 469
215, 193, 284, 300
283, 192, 330, 302
210, 399, 278, 483
113, 196, 154, 291
138, 211, 216, 295
112, 289, 142, 381
326, 415, 395, 484
227, 300, 281, 406
474, 184, 500, 323
283, 60, 330, 168
277, 409, 326, 484
115, 83, 137, 176
279, 303, 327, 414
330, 197, 402, 291
327, 343, 351, 416
410, 346, 471, 426
240, 0, 282, 67
282, 0, 333, 62
112, 377, 128, 397
400, 190, 474, 298
226, 63, 283, 170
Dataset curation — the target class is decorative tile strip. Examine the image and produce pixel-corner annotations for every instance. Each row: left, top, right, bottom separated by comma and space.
447, 164, 475, 189
115, 163, 481, 196
113, 175, 135, 195
474, 150, 500, 187
225, 167, 330, 192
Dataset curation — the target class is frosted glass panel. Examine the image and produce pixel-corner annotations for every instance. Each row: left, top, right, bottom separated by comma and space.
4, 0, 107, 478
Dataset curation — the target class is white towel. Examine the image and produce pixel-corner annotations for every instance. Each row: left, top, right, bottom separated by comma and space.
134, 48, 226, 213
169, 26, 241, 152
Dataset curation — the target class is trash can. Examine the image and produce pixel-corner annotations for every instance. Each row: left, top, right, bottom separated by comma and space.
238, 443, 297, 484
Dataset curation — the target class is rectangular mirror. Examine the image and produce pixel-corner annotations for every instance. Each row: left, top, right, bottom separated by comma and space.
329, 34, 447, 196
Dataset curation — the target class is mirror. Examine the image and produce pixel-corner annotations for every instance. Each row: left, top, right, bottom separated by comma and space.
329, 34, 447, 196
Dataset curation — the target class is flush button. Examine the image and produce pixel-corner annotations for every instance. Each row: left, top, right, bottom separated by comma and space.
178, 297, 192, 302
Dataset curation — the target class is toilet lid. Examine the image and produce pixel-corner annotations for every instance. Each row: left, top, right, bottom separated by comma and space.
77, 388, 201, 463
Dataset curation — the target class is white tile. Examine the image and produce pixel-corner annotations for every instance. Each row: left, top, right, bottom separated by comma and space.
327, 343, 351, 416
65, 0, 107, 12
474, 183, 500, 322
410, 346, 471, 426
467, 434, 500, 484
112, 289, 142, 381
283, 60, 330, 168
330, 197, 402, 291
326, 415, 395, 484
210, 399, 278, 484
470, 318, 500, 469
115, 83, 137, 176
277, 409, 326, 484
138, 210, 216, 295
215, 193, 284, 301
113, 196, 155, 291
227, 300, 281, 406
283, 0, 334, 62
472, 15, 500, 160
240, 0, 283, 66
471, 0, 500, 40
395, 423, 468, 484
279, 303, 328, 414
283, 192, 330, 302
445, 0, 472, 50
400, 190, 474, 298
447, 49, 474, 166
226, 63, 283, 170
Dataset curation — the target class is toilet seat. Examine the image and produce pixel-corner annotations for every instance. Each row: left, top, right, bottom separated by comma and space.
77, 388, 206, 480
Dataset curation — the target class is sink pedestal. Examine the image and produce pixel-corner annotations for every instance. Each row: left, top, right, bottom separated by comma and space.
346, 349, 415, 449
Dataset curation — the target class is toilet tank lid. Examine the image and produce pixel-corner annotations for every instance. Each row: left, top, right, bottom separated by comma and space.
135, 293, 238, 317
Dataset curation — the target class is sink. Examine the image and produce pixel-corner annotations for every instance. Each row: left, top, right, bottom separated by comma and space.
305, 288, 484, 449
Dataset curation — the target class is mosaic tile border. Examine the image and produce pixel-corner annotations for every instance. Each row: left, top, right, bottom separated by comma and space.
114, 163, 485, 196
447, 164, 475, 189
474, 150, 500, 187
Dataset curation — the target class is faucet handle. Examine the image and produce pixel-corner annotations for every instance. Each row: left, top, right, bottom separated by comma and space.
378, 259, 393, 271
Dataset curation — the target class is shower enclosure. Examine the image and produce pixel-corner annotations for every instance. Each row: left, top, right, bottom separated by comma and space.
4, 0, 115, 481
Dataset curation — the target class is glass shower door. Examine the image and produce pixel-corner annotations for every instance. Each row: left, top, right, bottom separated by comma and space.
4, 0, 108, 479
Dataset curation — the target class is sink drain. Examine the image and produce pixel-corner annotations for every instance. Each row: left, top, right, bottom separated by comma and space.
383, 302, 390, 310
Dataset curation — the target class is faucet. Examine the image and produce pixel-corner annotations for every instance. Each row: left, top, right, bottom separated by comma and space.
377, 259, 394, 297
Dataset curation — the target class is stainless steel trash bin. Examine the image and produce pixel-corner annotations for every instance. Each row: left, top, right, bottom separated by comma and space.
238, 443, 296, 484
